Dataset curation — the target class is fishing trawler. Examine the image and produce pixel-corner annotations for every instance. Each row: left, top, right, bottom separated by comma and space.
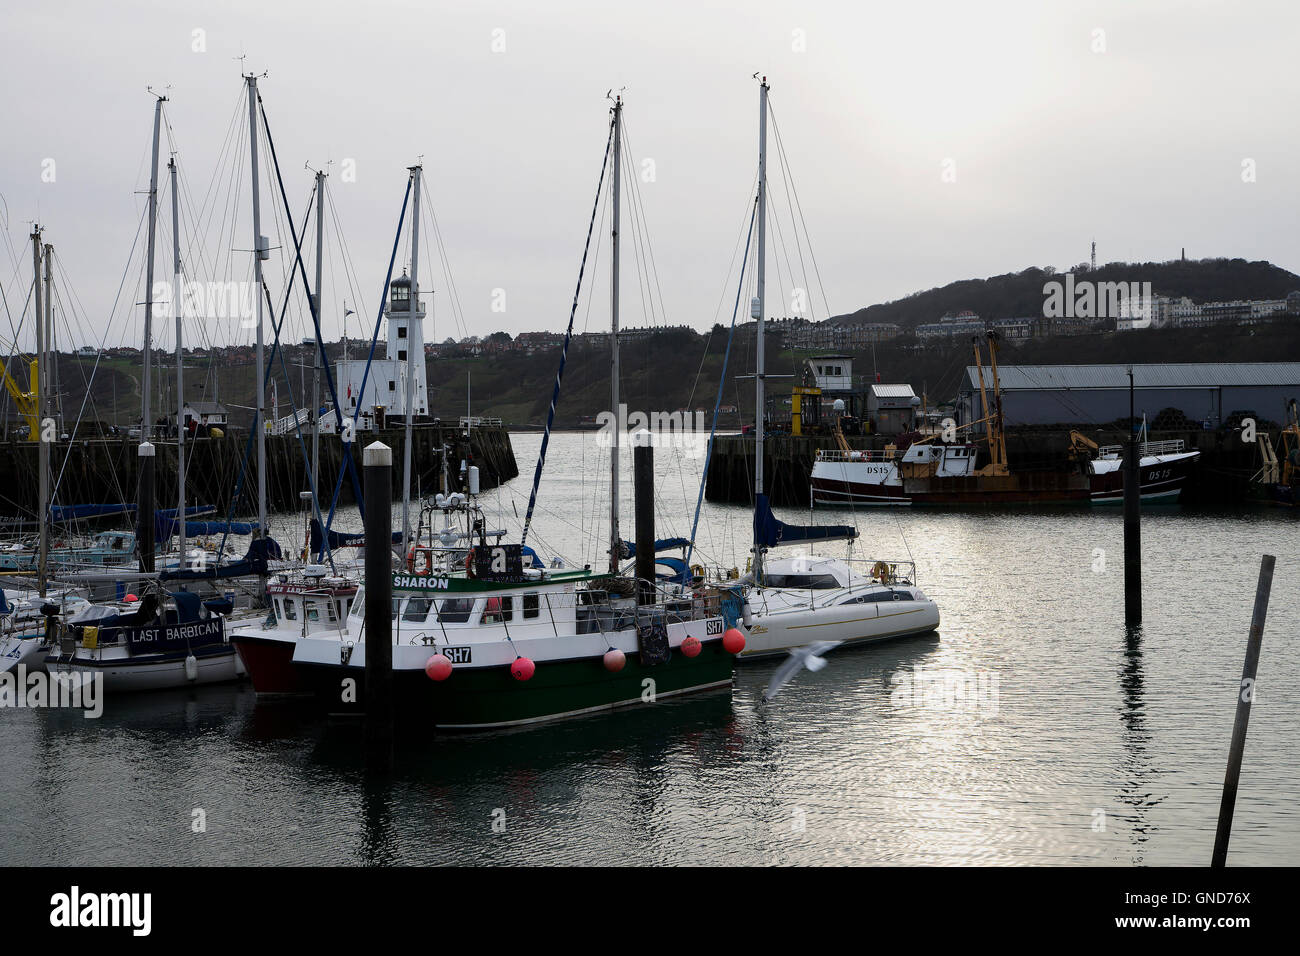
1069, 425, 1201, 503
812, 332, 1198, 506
1250, 399, 1300, 507
288, 544, 734, 728
227, 566, 357, 695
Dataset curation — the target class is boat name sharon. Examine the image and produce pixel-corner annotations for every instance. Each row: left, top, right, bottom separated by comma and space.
392, 574, 452, 590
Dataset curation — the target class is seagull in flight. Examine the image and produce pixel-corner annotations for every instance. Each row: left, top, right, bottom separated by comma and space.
763, 641, 843, 701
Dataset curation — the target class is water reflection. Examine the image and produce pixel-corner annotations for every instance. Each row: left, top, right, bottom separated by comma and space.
1116, 623, 1162, 864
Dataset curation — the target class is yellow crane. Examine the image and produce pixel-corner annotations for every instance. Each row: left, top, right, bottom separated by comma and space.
970, 330, 1009, 476
0, 336, 40, 440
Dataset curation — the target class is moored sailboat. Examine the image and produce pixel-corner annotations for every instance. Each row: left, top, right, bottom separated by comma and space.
717, 77, 941, 659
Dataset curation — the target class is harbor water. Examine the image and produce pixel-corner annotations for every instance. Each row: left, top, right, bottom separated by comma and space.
2, 431, 1298, 865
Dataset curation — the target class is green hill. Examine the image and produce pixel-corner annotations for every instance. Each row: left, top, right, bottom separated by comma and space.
833, 258, 1300, 328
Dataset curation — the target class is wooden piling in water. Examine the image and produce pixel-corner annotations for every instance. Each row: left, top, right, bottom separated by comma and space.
138, 441, 155, 574
1211, 553, 1275, 867
364, 441, 394, 773
633, 431, 655, 605
1123, 373, 1142, 626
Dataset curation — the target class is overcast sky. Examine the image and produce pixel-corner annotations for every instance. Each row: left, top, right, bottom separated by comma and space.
3, 0, 1298, 352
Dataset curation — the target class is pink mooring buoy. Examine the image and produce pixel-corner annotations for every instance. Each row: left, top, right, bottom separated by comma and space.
511, 656, 536, 681
424, 653, 453, 681
722, 627, 746, 654
680, 636, 702, 658
603, 648, 626, 672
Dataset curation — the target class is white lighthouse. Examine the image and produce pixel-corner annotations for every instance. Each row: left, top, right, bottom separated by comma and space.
331, 270, 429, 430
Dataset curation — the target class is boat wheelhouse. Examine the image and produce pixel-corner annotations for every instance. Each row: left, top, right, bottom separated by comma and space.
229, 569, 358, 695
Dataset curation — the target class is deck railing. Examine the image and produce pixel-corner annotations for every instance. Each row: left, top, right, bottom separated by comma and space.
814, 448, 895, 463
1098, 438, 1185, 459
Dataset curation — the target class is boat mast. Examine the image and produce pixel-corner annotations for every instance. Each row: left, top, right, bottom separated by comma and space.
311, 168, 325, 507
608, 95, 622, 574
753, 77, 769, 581
170, 156, 187, 564
985, 331, 1008, 471
32, 229, 47, 597
141, 94, 165, 442
402, 164, 422, 551
246, 74, 268, 597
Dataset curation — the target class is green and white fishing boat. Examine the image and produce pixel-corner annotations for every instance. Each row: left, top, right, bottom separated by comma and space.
285, 549, 735, 729
237, 102, 743, 729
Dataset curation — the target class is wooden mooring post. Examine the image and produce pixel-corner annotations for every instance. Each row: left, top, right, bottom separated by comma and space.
1211, 553, 1275, 867
364, 441, 394, 773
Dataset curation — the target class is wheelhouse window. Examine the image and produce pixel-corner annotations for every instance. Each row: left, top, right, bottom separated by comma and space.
436, 598, 476, 624
403, 597, 433, 623
282, 598, 298, 620
523, 593, 540, 619
481, 595, 513, 624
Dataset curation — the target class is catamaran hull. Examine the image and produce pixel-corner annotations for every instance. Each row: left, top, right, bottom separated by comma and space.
292, 644, 734, 730
737, 601, 940, 659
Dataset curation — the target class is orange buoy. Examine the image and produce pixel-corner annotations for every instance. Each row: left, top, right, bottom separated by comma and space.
511, 657, 535, 681
603, 648, 626, 672
680, 636, 702, 658
722, 627, 746, 654
424, 654, 453, 681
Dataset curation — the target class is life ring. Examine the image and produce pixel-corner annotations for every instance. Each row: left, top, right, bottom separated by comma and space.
408, 547, 429, 575
871, 561, 890, 582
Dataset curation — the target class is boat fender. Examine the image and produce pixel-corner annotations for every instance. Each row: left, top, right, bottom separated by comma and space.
184, 654, 199, 682
741, 600, 753, 628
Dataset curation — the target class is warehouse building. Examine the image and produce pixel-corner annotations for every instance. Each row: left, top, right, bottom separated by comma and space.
956, 363, 1300, 429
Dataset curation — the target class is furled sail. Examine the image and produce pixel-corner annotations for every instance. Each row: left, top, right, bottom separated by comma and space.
752, 494, 856, 548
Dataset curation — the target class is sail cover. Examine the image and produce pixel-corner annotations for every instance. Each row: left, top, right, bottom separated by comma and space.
620, 537, 692, 557
309, 519, 401, 554
753, 494, 856, 548
49, 504, 137, 522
